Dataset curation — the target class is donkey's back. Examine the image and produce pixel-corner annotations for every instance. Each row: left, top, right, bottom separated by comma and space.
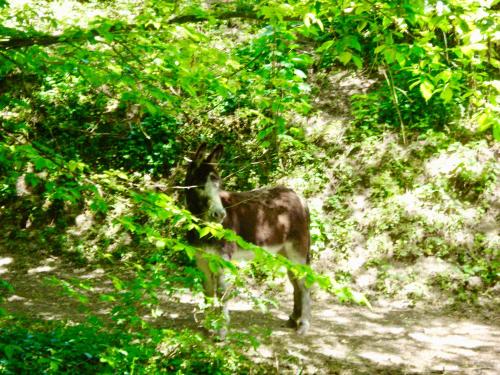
220, 187, 310, 263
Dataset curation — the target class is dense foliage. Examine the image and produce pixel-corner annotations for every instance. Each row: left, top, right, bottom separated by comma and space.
0, 0, 498, 373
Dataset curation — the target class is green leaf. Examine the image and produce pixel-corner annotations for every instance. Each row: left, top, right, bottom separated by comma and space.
395, 52, 406, 67
436, 70, 452, 82
3, 345, 21, 359
184, 245, 196, 259
303, 13, 323, 30
383, 49, 395, 64
420, 80, 434, 101
111, 276, 124, 291
338, 51, 352, 65
348, 37, 361, 51
440, 86, 453, 102
208, 258, 219, 273
352, 55, 363, 69
476, 112, 493, 132
303, 13, 312, 28
100, 294, 116, 302
317, 40, 334, 52
493, 122, 500, 141
357, 21, 367, 32
199, 227, 211, 238
294, 69, 307, 79
90, 198, 108, 213
236, 237, 251, 250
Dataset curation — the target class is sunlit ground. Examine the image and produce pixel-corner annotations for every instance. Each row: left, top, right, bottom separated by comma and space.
1, 252, 499, 374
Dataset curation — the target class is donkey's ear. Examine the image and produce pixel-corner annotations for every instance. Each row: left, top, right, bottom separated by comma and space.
206, 144, 224, 163
192, 142, 208, 163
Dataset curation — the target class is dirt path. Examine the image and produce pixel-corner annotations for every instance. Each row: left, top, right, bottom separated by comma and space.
1, 251, 499, 374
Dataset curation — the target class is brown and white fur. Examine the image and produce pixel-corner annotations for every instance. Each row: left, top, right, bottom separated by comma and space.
185, 143, 311, 336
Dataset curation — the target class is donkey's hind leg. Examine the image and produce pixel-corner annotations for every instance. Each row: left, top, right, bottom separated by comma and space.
287, 270, 311, 335
284, 243, 311, 335
287, 269, 302, 326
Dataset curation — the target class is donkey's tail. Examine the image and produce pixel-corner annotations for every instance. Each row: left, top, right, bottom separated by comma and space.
304, 200, 312, 265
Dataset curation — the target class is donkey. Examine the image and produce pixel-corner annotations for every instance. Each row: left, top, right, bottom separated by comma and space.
184, 143, 311, 336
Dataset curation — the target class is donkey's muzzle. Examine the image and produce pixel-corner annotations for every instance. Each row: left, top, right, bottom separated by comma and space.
211, 209, 226, 223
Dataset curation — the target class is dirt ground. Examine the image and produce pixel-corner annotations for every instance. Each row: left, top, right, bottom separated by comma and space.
1, 250, 499, 375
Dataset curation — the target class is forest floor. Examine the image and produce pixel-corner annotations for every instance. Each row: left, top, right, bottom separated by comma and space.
1, 249, 499, 375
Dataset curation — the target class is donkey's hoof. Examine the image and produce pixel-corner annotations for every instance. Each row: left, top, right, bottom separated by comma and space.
296, 321, 310, 335
286, 317, 298, 328
214, 328, 228, 341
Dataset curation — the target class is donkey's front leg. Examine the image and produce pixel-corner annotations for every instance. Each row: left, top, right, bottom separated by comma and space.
196, 255, 230, 339
215, 271, 230, 338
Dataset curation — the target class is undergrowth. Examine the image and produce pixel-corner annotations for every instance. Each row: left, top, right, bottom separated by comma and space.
0, 317, 262, 374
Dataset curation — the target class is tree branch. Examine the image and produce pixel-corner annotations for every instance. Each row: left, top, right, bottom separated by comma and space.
167, 11, 262, 24
0, 30, 96, 50
0, 11, 291, 51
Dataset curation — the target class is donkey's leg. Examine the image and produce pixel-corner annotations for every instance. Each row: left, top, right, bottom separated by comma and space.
287, 269, 302, 327
196, 254, 230, 339
196, 255, 216, 297
287, 271, 311, 335
215, 271, 230, 338
284, 243, 311, 335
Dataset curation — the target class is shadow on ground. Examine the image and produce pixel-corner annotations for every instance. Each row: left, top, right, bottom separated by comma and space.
1, 250, 499, 374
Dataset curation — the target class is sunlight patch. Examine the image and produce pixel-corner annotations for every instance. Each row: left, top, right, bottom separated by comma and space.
79, 268, 105, 279
359, 351, 404, 365
409, 332, 488, 349
27, 265, 55, 274
7, 295, 26, 302
0, 257, 13, 266
316, 344, 349, 358
228, 300, 252, 312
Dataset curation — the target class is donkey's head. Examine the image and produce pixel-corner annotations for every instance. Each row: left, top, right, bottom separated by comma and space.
185, 143, 226, 222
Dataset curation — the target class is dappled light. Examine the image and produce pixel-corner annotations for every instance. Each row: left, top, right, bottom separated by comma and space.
1, 0, 498, 373
2, 232, 500, 373
0, 257, 13, 275
27, 265, 56, 274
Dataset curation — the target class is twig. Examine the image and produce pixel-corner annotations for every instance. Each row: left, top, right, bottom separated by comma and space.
382, 67, 407, 144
